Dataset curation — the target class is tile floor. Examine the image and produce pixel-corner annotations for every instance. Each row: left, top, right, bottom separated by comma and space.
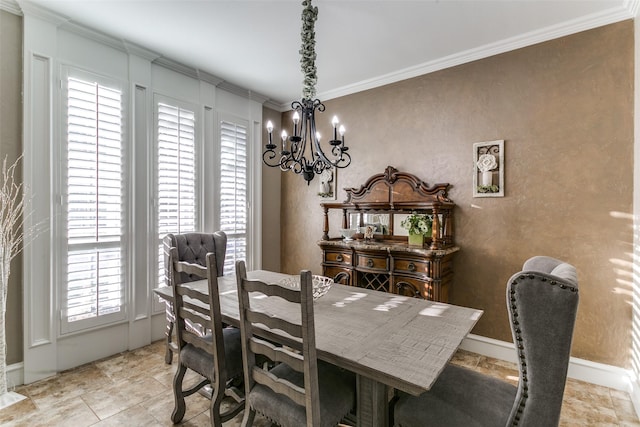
1, 340, 638, 426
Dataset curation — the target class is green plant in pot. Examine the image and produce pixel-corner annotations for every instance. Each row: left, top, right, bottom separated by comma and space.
401, 212, 433, 246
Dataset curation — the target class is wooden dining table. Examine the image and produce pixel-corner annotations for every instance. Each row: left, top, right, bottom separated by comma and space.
154, 270, 483, 427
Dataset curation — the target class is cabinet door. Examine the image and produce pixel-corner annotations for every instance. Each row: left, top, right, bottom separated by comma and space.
323, 265, 351, 286
393, 276, 426, 299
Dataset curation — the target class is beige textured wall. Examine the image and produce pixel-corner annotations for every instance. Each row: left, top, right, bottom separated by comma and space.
0, 10, 24, 365
281, 21, 634, 367
261, 106, 282, 272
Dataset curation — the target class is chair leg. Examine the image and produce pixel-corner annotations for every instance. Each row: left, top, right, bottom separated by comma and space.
171, 363, 187, 423
210, 383, 225, 427
240, 406, 256, 427
164, 306, 175, 364
219, 384, 245, 423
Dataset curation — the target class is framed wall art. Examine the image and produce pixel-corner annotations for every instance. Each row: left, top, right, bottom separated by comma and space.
473, 140, 504, 198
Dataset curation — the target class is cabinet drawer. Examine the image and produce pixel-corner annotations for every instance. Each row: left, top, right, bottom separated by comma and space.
325, 251, 352, 266
393, 258, 429, 276
355, 254, 388, 271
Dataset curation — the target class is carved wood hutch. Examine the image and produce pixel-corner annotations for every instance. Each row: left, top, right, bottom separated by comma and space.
319, 166, 459, 302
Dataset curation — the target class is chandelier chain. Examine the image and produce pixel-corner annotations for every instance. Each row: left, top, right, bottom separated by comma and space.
300, 0, 318, 100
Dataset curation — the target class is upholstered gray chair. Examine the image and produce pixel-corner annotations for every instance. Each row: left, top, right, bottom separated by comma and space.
162, 231, 227, 363
393, 255, 579, 427
169, 248, 244, 426
235, 261, 356, 427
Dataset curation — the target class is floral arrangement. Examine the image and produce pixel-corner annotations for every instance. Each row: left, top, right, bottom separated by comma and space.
477, 184, 500, 193
400, 212, 433, 236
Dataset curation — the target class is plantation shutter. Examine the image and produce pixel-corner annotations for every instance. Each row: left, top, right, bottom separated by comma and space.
219, 119, 247, 273
63, 76, 126, 333
156, 101, 197, 286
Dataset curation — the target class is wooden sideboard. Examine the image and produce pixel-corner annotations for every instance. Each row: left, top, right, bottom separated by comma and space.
318, 166, 459, 302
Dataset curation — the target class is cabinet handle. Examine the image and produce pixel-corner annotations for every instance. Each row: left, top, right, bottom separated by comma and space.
336, 254, 343, 262
367, 259, 374, 267
408, 262, 416, 272
395, 281, 420, 298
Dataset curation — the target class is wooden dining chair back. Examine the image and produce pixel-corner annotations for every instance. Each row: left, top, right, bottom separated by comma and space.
235, 261, 355, 427
169, 247, 244, 426
162, 231, 227, 363
392, 255, 579, 427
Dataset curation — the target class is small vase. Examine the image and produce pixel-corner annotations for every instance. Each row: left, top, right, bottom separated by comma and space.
481, 171, 493, 186
408, 233, 424, 247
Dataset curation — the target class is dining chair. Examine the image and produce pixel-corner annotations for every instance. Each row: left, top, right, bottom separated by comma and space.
162, 231, 227, 364
169, 247, 244, 426
235, 260, 356, 427
392, 255, 579, 427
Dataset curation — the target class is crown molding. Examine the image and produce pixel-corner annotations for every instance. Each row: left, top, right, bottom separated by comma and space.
624, 0, 640, 17
263, 100, 285, 112
18, 0, 67, 25
0, 0, 21, 15
317, 3, 635, 103
197, 70, 224, 87
14, 0, 277, 106
123, 41, 161, 62
153, 57, 199, 79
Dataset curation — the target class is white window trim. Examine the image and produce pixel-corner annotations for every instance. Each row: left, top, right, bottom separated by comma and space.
56, 65, 130, 336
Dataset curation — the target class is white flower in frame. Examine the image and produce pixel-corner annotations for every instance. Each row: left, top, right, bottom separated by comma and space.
476, 154, 497, 172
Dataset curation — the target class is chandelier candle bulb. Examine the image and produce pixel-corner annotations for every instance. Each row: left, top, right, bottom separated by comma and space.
266, 121, 275, 148
293, 111, 300, 136
281, 130, 289, 154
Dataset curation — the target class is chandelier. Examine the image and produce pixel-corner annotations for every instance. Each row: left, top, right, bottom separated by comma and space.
263, 0, 351, 184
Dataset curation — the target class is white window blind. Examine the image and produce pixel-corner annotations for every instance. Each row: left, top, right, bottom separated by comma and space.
220, 119, 247, 273
63, 76, 125, 332
156, 101, 197, 286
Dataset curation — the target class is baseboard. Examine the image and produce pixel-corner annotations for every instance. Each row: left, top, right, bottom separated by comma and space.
460, 334, 632, 392
629, 377, 640, 420
6, 362, 24, 389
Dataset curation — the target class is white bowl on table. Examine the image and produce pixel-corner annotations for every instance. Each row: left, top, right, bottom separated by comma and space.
279, 275, 333, 300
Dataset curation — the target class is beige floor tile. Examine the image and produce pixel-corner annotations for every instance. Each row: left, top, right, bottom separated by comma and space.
3, 340, 637, 426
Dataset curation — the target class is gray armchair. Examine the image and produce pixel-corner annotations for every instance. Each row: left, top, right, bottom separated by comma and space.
162, 231, 227, 364
393, 255, 579, 427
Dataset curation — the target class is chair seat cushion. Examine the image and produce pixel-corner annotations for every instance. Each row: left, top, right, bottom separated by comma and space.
179, 326, 243, 380
394, 364, 517, 427
248, 360, 355, 427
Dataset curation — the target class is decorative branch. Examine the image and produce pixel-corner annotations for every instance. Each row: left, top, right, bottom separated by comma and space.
0, 155, 26, 396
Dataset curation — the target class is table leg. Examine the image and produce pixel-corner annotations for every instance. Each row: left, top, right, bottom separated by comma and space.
356, 375, 389, 427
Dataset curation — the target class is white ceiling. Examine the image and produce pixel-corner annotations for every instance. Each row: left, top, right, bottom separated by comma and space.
13, 0, 637, 108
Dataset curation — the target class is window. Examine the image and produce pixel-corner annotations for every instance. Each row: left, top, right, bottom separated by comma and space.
219, 118, 248, 273
62, 74, 126, 333
156, 100, 198, 287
